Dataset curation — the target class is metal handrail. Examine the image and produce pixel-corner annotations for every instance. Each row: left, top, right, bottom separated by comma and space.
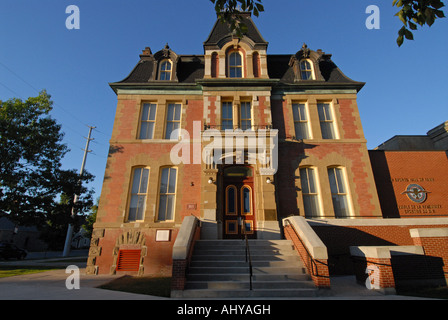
241, 218, 253, 291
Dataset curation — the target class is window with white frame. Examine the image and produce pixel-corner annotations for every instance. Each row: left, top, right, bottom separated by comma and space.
299, 167, 321, 218
222, 101, 233, 130
157, 167, 177, 221
229, 51, 243, 78
165, 103, 181, 139
128, 168, 149, 222
240, 102, 252, 130
317, 103, 337, 139
300, 60, 314, 80
292, 103, 310, 139
139, 103, 157, 139
159, 60, 172, 80
328, 167, 351, 218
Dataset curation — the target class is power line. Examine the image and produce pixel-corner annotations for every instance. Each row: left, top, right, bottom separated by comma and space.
0, 59, 90, 127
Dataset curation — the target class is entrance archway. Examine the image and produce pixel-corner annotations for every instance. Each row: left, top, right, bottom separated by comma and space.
222, 165, 256, 239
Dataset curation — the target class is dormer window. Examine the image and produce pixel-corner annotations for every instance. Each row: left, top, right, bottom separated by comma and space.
159, 60, 172, 80
229, 51, 243, 78
300, 60, 314, 80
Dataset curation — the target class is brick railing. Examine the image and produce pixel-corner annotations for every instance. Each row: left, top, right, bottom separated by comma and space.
350, 246, 398, 294
282, 216, 330, 288
410, 228, 448, 286
170, 216, 201, 297
350, 228, 448, 293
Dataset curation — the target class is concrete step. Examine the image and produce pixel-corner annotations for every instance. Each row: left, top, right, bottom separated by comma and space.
191, 254, 300, 262
188, 266, 305, 275
189, 259, 303, 268
194, 239, 293, 246
180, 239, 318, 298
185, 279, 316, 290
187, 273, 310, 282
179, 288, 318, 298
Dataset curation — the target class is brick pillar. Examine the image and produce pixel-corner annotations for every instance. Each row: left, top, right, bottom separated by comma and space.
410, 228, 448, 286
350, 246, 396, 294
366, 258, 396, 290
171, 259, 188, 291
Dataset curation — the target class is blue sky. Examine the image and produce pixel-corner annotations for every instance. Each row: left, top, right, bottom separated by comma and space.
0, 1, 447, 200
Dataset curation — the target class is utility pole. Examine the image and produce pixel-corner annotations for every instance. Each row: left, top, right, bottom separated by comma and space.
62, 125, 95, 257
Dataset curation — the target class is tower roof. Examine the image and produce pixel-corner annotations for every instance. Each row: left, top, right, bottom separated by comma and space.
203, 12, 268, 50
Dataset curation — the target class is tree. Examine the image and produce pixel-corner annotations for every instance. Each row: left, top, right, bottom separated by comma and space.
210, 0, 264, 37
82, 198, 98, 240
0, 90, 67, 225
394, 0, 445, 46
39, 171, 94, 250
0, 91, 95, 245
210, 0, 445, 46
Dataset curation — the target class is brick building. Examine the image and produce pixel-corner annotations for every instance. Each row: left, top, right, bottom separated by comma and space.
369, 121, 448, 219
87, 14, 448, 295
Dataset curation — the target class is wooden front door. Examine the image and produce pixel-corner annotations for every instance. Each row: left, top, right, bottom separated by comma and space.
222, 166, 256, 239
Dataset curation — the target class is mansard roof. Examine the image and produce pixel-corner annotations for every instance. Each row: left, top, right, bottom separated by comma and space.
110, 51, 363, 91
203, 12, 268, 50
110, 16, 364, 93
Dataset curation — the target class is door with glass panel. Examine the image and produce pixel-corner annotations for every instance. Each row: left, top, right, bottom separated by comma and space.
222, 166, 256, 239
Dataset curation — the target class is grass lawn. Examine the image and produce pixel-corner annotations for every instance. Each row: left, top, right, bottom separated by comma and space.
98, 275, 172, 298
0, 266, 62, 278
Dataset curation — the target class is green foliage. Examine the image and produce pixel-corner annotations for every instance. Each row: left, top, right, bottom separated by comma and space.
0, 91, 67, 224
0, 91, 95, 249
209, 0, 445, 46
38, 170, 94, 250
210, 0, 264, 37
82, 198, 98, 239
393, 0, 445, 46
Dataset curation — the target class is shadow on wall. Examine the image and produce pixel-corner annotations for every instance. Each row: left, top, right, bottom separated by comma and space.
368, 150, 400, 218
313, 225, 395, 275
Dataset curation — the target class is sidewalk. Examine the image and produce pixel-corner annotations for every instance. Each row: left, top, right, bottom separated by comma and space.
0, 255, 437, 300
0, 264, 166, 300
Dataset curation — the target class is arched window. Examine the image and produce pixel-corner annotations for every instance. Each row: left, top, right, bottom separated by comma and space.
225, 185, 237, 215
241, 186, 252, 215
300, 59, 314, 80
128, 167, 149, 222
328, 167, 352, 218
252, 52, 260, 78
299, 167, 321, 218
158, 167, 177, 221
229, 51, 243, 78
211, 52, 219, 78
159, 60, 172, 80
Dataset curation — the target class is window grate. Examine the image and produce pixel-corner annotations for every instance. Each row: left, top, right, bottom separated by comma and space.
117, 250, 141, 272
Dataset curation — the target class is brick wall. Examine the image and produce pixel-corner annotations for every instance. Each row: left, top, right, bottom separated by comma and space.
310, 219, 448, 275
284, 224, 330, 288
171, 222, 201, 292
411, 228, 448, 285
370, 150, 448, 218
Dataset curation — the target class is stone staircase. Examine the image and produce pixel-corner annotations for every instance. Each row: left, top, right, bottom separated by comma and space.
181, 239, 318, 298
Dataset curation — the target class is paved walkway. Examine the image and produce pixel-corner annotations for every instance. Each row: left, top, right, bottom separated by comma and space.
0, 255, 436, 300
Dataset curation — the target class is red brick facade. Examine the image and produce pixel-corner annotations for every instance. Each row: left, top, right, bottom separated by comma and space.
86, 14, 448, 293
370, 151, 448, 218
